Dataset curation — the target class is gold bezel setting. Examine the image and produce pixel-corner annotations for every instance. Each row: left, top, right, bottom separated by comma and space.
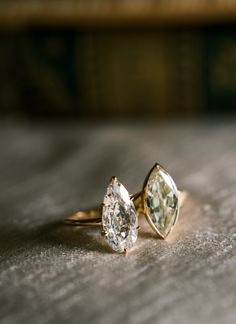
141, 163, 180, 239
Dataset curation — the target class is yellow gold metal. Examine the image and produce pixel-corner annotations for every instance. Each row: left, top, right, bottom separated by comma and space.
64, 210, 102, 226
131, 191, 143, 213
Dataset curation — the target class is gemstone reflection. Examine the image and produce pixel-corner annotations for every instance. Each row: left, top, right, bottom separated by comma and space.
102, 177, 138, 252
143, 164, 179, 238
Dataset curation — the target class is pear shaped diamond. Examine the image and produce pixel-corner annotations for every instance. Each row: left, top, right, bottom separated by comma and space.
102, 177, 138, 253
143, 164, 179, 238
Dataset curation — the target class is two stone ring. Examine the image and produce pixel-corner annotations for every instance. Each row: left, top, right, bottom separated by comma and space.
65, 163, 187, 254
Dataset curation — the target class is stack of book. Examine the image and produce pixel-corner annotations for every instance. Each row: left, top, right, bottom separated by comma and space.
0, 1, 236, 117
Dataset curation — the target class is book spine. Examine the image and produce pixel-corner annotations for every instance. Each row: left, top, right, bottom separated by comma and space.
1, 27, 235, 117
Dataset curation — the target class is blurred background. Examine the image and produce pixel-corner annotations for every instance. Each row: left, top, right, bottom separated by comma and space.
2, 3, 236, 324
1, 0, 236, 119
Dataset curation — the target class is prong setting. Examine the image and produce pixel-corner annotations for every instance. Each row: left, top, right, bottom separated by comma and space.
102, 177, 138, 253
101, 230, 108, 237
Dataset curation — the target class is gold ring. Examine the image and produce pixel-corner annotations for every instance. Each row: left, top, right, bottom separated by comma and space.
64, 163, 187, 254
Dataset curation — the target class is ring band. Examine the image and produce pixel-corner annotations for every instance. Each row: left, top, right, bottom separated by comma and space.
64, 189, 187, 226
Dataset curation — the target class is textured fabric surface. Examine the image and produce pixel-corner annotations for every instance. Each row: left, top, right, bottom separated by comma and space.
0, 120, 236, 324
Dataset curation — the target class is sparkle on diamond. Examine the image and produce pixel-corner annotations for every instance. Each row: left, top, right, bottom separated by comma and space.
102, 178, 138, 252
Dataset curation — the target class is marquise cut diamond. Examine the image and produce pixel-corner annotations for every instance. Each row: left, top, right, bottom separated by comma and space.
143, 164, 179, 238
102, 177, 138, 253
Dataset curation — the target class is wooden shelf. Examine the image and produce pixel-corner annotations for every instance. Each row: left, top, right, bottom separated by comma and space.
1, 2, 236, 29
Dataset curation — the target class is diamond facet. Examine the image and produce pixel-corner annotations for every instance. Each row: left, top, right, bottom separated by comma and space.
102, 177, 138, 253
143, 164, 179, 238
